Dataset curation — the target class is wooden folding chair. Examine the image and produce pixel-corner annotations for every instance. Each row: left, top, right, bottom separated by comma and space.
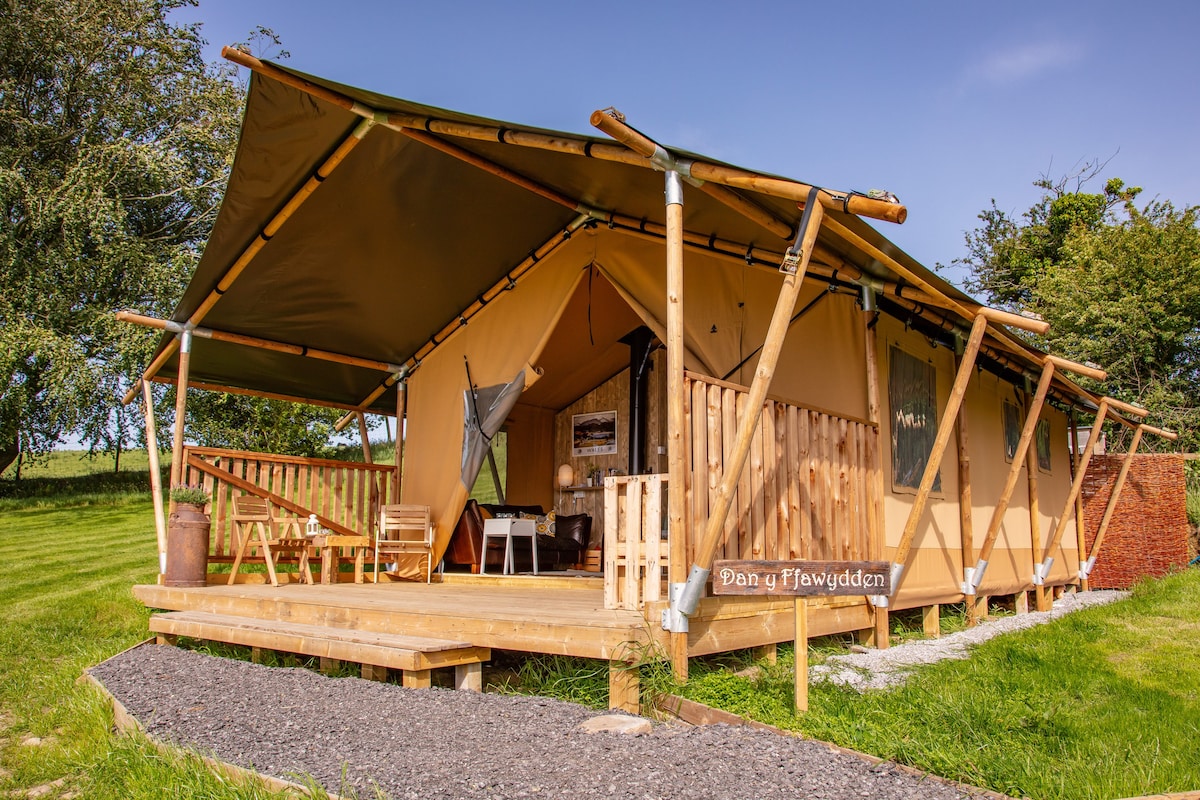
228, 494, 310, 586
375, 504, 435, 583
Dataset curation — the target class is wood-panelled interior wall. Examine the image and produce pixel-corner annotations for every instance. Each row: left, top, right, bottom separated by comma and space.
552, 351, 667, 541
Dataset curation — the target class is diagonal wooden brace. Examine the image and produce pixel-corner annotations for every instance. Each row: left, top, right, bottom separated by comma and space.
676, 190, 825, 616
1035, 400, 1110, 582
1078, 424, 1145, 581
965, 360, 1055, 594
886, 313, 988, 602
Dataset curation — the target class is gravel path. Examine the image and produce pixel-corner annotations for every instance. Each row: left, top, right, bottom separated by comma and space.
812, 590, 1129, 691
89, 645, 979, 800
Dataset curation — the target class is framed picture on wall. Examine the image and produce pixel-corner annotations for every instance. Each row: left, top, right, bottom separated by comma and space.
572, 411, 618, 456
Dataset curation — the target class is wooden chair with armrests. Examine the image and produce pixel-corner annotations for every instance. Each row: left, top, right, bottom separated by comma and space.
375, 504, 435, 583
228, 494, 310, 586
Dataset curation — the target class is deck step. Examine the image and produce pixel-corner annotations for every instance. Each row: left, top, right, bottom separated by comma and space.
149, 611, 490, 689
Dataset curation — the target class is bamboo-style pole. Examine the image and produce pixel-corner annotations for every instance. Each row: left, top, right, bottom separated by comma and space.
1035, 401, 1111, 582
333, 214, 591, 431
394, 376, 407, 503
168, 331, 193, 495
1070, 412, 1089, 591
117, 312, 404, 375
1025, 389, 1046, 612
142, 380, 167, 576
862, 294, 889, 646
665, 170, 690, 678
889, 314, 988, 596
123, 116, 378, 405
953, 351, 980, 626
677, 195, 826, 616
356, 412, 373, 464
966, 361, 1055, 593
1081, 425, 1145, 581
150, 375, 384, 414
589, 109, 906, 225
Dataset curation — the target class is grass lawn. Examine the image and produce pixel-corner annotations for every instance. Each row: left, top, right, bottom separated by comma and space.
0, 485, 314, 798
4, 452, 1198, 799
678, 573, 1200, 799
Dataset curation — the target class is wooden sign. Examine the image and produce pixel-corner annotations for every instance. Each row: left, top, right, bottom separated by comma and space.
711, 559, 891, 596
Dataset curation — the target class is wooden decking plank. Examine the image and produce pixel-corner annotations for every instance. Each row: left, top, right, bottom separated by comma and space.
149, 611, 490, 671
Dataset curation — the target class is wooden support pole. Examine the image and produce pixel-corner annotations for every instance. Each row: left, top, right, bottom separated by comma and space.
608, 661, 640, 713
1084, 425, 1145, 575
356, 412, 373, 464
1038, 401, 1110, 578
590, 109, 905, 225
1070, 412, 1090, 591
953, 351, 979, 627
1026, 389, 1047, 612
142, 380, 167, 576
968, 361, 1055, 592
794, 598, 809, 712
682, 199, 825, 611
890, 314, 988, 594
863, 298, 889, 647
168, 332, 193, 495
665, 170, 689, 680
117, 312, 403, 376
394, 377, 406, 503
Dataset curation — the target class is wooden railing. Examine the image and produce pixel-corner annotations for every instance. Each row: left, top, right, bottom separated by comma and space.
684, 372, 879, 566
180, 446, 395, 562
601, 375, 880, 610
604, 474, 668, 610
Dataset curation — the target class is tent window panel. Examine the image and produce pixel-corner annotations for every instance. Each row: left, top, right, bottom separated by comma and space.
889, 345, 941, 492
1002, 399, 1022, 462
1035, 418, 1052, 473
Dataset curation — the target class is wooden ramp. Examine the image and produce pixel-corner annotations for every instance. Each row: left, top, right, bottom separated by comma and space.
149, 610, 490, 690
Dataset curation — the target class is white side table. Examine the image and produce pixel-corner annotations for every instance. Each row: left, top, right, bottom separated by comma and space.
481, 518, 539, 575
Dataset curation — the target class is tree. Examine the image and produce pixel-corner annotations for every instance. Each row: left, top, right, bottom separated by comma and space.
0, 0, 241, 471
952, 167, 1200, 451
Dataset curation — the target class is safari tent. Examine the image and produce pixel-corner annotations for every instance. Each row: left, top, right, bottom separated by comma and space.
124, 50, 1174, 709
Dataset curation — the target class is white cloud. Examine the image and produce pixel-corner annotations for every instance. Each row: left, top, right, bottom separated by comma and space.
967, 39, 1087, 87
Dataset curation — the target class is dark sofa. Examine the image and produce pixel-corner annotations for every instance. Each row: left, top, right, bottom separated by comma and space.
445, 498, 591, 573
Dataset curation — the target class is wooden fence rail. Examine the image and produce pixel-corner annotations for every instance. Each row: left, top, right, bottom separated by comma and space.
601, 375, 880, 610
181, 446, 395, 562
684, 372, 878, 568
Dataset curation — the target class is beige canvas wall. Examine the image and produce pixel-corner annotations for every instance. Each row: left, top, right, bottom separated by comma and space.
873, 314, 1078, 607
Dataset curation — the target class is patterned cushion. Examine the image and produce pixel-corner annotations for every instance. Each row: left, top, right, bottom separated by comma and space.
520, 510, 556, 536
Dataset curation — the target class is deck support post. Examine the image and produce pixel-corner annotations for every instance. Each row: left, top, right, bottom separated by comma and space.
1081, 425, 1145, 582
794, 598, 808, 712
953, 348, 979, 626
455, 663, 483, 692
888, 314, 988, 599
1036, 401, 1110, 587
609, 661, 640, 714
966, 361, 1055, 595
861, 287, 890, 647
142, 380, 167, 576
678, 190, 825, 617
922, 604, 941, 638
168, 329, 193, 500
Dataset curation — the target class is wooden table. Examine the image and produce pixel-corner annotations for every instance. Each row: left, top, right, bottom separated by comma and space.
310, 534, 371, 584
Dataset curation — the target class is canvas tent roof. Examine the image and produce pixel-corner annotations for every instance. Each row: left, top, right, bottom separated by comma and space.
140, 54, 1123, 422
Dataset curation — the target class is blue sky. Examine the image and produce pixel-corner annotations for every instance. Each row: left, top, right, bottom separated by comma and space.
174, 0, 1200, 289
